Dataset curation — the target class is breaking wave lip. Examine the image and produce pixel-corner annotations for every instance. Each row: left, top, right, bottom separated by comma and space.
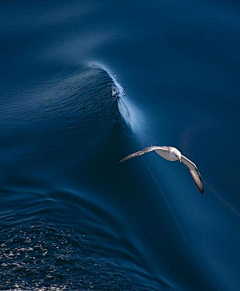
88, 62, 145, 134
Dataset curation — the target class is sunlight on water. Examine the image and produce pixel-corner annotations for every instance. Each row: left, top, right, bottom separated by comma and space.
2, 0, 240, 290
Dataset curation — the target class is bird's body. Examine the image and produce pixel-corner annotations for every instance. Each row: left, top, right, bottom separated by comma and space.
119, 146, 204, 194
156, 146, 182, 161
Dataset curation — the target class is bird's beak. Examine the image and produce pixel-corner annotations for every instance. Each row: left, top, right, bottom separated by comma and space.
178, 157, 182, 163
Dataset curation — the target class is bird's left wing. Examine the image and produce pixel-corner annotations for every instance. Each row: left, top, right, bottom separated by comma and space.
119, 146, 167, 163
181, 155, 204, 194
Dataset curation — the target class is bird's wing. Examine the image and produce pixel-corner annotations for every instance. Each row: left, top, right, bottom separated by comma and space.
119, 146, 168, 163
181, 155, 204, 194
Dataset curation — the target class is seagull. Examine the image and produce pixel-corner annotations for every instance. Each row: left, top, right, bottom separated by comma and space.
119, 146, 204, 194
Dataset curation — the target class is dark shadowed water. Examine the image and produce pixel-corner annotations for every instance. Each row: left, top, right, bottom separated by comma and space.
1, 1, 240, 290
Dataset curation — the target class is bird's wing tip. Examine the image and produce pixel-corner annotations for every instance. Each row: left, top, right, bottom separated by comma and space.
118, 158, 126, 163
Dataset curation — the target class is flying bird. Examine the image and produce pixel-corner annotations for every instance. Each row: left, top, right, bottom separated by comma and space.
119, 146, 204, 194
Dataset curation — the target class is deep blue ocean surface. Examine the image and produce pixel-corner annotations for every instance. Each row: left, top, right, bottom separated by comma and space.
1, 1, 240, 290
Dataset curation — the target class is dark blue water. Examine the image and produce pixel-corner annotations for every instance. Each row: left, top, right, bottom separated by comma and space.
1, 1, 240, 290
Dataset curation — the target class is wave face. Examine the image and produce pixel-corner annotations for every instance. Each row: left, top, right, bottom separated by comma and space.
1, 1, 240, 290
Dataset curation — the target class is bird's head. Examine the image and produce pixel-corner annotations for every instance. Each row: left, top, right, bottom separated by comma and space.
171, 148, 182, 162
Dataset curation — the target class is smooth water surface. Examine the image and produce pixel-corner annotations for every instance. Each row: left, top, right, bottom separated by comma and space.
1, 1, 240, 290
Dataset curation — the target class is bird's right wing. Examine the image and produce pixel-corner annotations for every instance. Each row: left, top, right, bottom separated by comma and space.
181, 155, 204, 194
118, 146, 168, 163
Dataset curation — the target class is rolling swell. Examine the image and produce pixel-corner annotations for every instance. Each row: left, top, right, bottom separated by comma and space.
0, 66, 165, 290
2, 0, 240, 290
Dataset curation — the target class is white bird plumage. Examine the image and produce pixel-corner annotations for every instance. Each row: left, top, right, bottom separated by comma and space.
119, 146, 204, 194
